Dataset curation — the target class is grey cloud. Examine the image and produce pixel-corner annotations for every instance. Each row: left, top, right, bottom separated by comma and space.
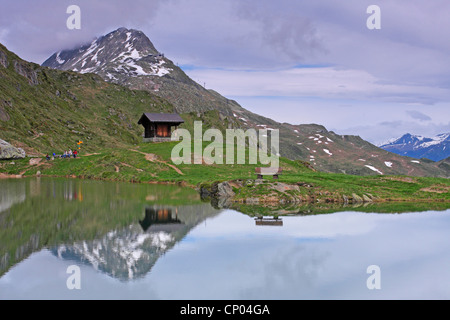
406, 110, 432, 122
379, 121, 403, 127
0, 0, 172, 63
232, 0, 326, 64
3, 0, 450, 89
240, 245, 328, 299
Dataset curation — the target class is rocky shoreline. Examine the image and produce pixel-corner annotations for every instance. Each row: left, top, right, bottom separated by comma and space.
198, 179, 381, 208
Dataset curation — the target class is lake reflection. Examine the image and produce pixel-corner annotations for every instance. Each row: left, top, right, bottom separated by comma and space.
53, 204, 219, 281
1, 178, 450, 300
0, 178, 215, 281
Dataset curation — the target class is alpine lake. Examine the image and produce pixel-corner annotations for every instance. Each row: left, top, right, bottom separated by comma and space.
1, 177, 450, 300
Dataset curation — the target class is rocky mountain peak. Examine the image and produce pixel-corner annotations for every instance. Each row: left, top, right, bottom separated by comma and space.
42, 27, 169, 81
42, 27, 232, 113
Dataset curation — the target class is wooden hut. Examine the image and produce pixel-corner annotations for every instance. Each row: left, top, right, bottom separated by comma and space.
138, 113, 184, 142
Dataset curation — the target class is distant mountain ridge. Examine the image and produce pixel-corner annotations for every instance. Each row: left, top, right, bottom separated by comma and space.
380, 133, 450, 162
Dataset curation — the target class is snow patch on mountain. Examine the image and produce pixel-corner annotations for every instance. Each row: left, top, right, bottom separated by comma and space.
55, 52, 65, 64
420, 133, 450, 148
365, 165, 383, 175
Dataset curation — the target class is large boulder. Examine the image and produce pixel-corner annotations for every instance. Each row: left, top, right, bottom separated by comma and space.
0, 139, 26, 160
216, 181, 236, 198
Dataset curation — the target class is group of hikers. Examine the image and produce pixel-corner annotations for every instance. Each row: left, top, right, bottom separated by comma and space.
46, 149, 79, 160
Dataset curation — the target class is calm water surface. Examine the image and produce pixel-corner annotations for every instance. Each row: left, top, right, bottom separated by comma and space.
1, 178, 450, 300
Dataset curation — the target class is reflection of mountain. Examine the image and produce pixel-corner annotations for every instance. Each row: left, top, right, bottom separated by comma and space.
52, 204, 220, 281
0, 178, 205, 278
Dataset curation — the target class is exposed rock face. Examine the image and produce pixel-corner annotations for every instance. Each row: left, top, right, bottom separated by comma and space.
0, 139, 26, 159
216, 181, 236, 198
0, 50, 8, 68
13, 60, 39, 85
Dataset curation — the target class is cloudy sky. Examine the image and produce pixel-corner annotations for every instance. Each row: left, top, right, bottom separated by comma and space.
1, 0, 449, 144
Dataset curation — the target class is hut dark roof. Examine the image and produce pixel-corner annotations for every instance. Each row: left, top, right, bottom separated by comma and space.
138, 113, 184, 124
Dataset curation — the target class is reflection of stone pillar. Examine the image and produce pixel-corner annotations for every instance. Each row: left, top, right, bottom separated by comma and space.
29, 177, 41, 197
63, 180, 75, 201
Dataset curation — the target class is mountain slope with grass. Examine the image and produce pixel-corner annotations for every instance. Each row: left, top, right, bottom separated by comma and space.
42, 28, 449, 178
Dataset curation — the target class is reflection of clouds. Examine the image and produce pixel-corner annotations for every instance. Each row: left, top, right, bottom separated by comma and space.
0, 249, 162, 300
194, 210, 386, 239
240, 245, 328, 299
151, 209, 450, 299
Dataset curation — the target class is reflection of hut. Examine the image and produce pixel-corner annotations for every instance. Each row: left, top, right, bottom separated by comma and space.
139, 207, 184, 232
255, 217, 283, 226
